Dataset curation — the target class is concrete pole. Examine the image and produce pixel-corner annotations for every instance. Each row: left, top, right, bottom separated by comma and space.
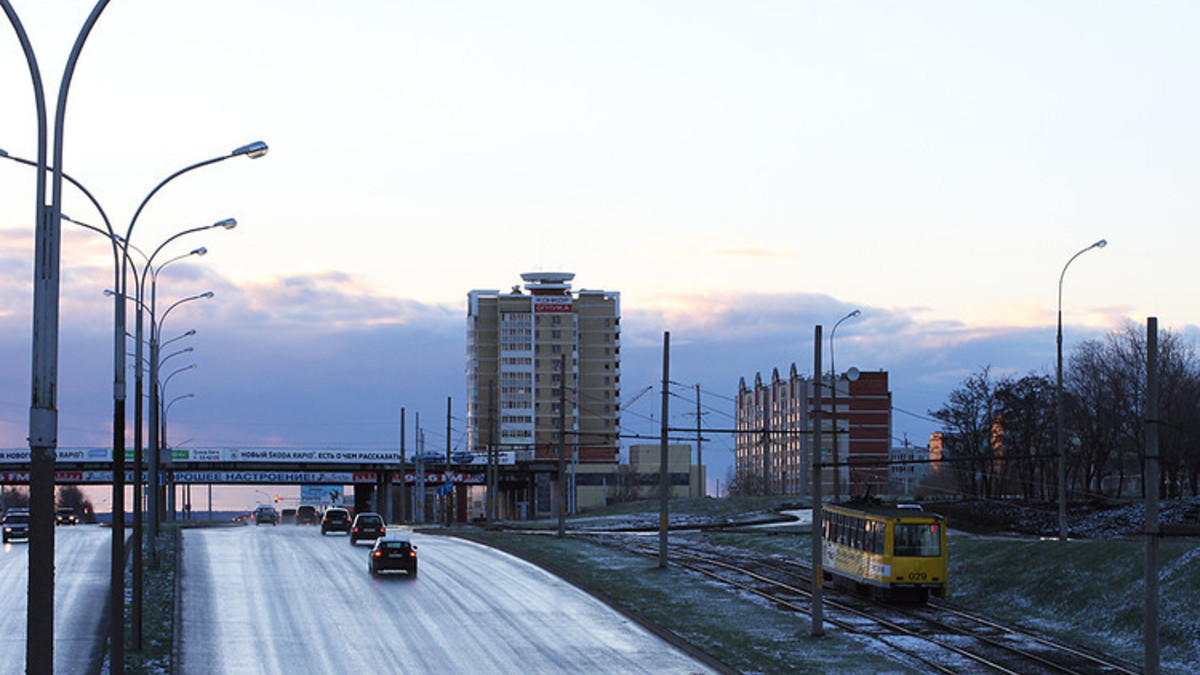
399, 408, 407, 522
557, 354, 567, 537
1144, 317, 1160, 675
659, 332, 670, 568
695, 384, 702, 498
811, 324, 824, 636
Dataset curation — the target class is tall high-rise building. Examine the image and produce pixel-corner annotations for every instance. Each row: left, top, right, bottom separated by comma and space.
467, 273, 621, 467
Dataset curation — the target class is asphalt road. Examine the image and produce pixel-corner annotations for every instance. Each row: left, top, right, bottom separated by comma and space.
0, 525, 115, 674
178, 525, 718, 674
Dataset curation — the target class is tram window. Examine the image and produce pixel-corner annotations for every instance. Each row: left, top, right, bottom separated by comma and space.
893, 523, 942, 557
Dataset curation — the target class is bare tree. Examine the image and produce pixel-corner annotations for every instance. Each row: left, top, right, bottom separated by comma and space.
930, 367, 1004, 499
994, 374, 1056, 501
1066, 321, 1200, 498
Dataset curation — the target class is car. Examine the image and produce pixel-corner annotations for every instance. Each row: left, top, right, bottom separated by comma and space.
368, 535, 417, 577
321, 507, 351, 535
55, 508, 79, 526
349, 512, 386, 545
296, 504, 319, 526
253, 505, 280, 525
3, 511, 30, 543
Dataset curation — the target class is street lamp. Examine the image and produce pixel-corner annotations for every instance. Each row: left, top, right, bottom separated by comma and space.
829, 309, 861, 502
5, 2, 264, 666
162, 392, 194, 520
1056, 239, 1107, 542
128, 222, 228, 608
150, 291, 212, 531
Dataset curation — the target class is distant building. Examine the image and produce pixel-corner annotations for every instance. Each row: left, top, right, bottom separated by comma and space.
735, 367, 892, 498
466, 273, 620, 518
889, 443, 931, 497
626, 444, 705, 500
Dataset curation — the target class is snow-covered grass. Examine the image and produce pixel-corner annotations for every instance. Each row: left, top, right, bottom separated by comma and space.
453, 528, 921, 674
466, 496, 1200, 674
512, 496, 800, 531
947, 537, 1200, 674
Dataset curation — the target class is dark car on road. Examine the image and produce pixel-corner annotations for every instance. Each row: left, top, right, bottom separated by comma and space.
55, 508, 79, 526
321, 507, 351, 535
3, 511, 30, 543
368, 535, 417, 577
254, 505, 280, 525
296, 504, 319, 526
349, 512, 386, 545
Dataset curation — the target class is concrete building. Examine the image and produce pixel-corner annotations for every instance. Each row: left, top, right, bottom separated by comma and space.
735, 367, 892, 499
467, 273, 620, 518
626, 444, 705, 500
889, 442, 931, 497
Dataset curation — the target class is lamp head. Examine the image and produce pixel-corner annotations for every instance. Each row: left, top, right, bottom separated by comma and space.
232, 141, 269, 159
201, 291, 215, 299
0, 149, 8, 157
1094, 239, 1108, 249
214, 218, 237, 230
184, 329, 196, 337
191, 247, 208, 257
849, 309, 862, 319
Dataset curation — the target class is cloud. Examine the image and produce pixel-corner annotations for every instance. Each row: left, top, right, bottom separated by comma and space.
0, 231, 1176, 496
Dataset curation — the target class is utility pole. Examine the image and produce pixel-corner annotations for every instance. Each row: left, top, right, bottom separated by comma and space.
659, 332, 670, 568
487, 380, 498, 521
695, 384, 703, 498
1144, 317, 1160, 675
811, 324, 825, 636
399, 408, 407, 522
445, 396, 452, 526
557, 354, 567, 537
415, 413, 424, 524
761, 419, 770, 497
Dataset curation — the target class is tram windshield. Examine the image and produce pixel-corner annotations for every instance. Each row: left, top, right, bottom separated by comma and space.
893, 523, 942, 557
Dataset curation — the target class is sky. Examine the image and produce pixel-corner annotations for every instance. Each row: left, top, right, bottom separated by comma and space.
2, 1, 1198, 508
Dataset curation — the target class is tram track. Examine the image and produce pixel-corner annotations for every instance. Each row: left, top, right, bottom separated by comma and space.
584, 533, 1140, 675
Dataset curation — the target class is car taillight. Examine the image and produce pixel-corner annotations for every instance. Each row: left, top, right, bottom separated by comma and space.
353, 527, 359, 532
373, 550, 382, 558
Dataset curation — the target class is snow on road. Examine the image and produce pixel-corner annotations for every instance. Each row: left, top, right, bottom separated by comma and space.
178, 525, 718, 675
0, 525, 115, 674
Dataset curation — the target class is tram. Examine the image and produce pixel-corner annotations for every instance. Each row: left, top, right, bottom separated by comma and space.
819, 501, 948, 602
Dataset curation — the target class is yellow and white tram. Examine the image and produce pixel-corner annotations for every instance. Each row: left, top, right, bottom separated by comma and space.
820, 501, 947, 602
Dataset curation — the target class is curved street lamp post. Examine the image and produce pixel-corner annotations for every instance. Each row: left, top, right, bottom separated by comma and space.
829, 309, 861, 501
151, 292, 213, 529
1056, 239, 1107, 541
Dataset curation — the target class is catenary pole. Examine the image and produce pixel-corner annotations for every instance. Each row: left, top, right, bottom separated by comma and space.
1144, 317, 1160, 675
659, 332, 670, 568
557, 354, 567, 537
811, 324, 825, 636
695, 384, 702, 498
399, 408, 407, 522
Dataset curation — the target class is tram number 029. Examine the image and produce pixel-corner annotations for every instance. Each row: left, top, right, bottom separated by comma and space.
906, 571, 928, 581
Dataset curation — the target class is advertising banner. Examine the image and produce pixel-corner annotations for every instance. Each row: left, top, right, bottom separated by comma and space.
0, 448, 117, 464
171, 448, 403, 464
533, 296, 572, 313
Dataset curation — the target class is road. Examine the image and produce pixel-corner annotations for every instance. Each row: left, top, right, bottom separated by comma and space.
178, 525, 719, 674
0, 525, 115, 674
